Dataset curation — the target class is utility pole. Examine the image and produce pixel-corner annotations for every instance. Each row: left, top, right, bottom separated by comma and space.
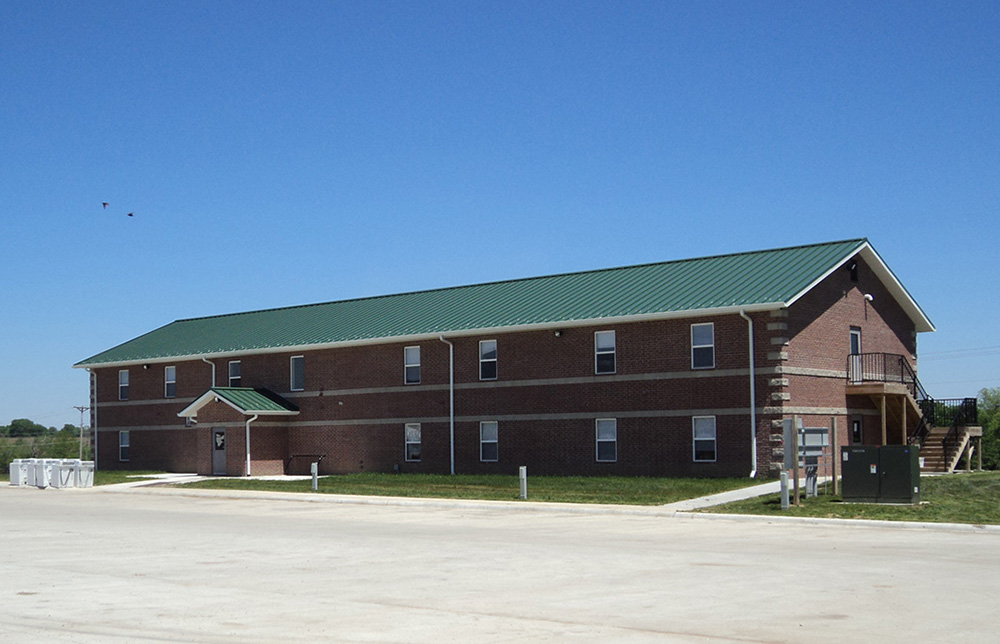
73, 406, 90, 460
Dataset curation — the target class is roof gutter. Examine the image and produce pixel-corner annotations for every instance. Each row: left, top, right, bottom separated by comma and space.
438, 335, 455, 475
739, 310, 758, 478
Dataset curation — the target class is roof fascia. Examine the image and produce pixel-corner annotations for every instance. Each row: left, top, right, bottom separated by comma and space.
782, 240, 934, 333
76, 302, 786, 369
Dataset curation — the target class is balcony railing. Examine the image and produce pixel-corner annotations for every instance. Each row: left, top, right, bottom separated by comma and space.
846, 353, 978, 447
846, 352, 928, 402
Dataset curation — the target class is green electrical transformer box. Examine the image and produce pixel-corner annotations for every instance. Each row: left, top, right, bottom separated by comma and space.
841, 445, 920, 504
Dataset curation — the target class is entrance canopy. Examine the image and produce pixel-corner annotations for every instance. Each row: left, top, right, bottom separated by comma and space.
178, 387, 299, 420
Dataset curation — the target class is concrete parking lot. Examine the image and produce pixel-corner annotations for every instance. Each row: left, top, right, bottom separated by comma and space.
2, 485, 998, 643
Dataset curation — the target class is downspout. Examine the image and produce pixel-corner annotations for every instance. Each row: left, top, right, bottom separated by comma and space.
201, 358, 216, 387
88, 369, 97, 469
739, 310, 758, 478
245, 414, 258, 477
438, 335, 455, 475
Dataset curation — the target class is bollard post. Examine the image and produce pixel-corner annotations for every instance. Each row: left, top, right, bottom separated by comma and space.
780, 471, 790, 510
519, 465, 527, 500
311, 462, 318, 491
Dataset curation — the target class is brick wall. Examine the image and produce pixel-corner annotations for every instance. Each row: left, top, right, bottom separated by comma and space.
90, 258, 921, 479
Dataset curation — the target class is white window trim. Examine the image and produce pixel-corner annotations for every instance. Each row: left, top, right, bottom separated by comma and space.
479, 340, 498, 381
480, 420, 498, 462
228, 360, 241, 387
404, 346, 421, 384
404, 422, 421, 462
119, 430, 130, 462
595, 330, 616, 375
850, 327, 862, 355
692, 415, 717, 463
691, 323, 715, 370
596, 418, 617, 463
290, 355, 305, 392
118, 369, 129, 401
164, 365, 176, 399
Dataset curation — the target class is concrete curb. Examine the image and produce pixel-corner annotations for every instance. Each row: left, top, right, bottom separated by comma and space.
95, 482, 1000, 533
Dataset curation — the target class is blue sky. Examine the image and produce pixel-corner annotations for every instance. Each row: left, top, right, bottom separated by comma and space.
2, 1, 998, 428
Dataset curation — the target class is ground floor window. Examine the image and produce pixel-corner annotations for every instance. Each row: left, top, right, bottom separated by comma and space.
480, 421, 498, 462
119, 430, 130, 462
596, 418, 617, 462
405, 423, 421, 461
693, 416, 716, 462
851, 415, 864, 444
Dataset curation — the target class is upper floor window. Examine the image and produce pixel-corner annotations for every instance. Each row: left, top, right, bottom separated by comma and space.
693, 416, 717, 462
290, 356, 305, 391
595, 330, 616, 374
404, 346, 421, 384
118, 370, 129, 401
691, 323, 715, 369
480, 421, 498, 462
405, 423, 421, 461
164, 366, 177, 398
228, 360, 241, 387
596, 418, 617, 462
480, 340, 497, 380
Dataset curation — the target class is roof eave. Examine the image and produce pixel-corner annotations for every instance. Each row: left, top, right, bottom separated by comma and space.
78, 302, 788, 369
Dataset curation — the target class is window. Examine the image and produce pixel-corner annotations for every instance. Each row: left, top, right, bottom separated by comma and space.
851, 416, 864, 445
480, 421, 498, 462
119, 431, 130, 462
480, 340, 497, 380
405, 423, 421, 461
290, 356, 305, 391
164, 366, 176, 398
848, 260, 859, 282
595, 331, 616, 374
691, 323, 715, 369
404, 346, 420, 384
228, 360, 241, 387
118, 370, 129, 401
596, 418, 617, 462
693, 416, 717, 462
850, 327, 862, 355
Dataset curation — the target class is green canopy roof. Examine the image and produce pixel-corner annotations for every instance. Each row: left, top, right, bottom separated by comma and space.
76, 238, 932, 368
178, 388, 299, 418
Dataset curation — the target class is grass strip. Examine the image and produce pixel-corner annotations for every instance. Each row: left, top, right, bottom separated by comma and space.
703, 471, 1000, 525
179, 472, 760, 506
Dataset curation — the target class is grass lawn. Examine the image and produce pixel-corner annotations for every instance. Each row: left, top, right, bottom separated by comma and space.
94, 470, 165, 486
705, 471, 1000, 525
179, 472, 761, 506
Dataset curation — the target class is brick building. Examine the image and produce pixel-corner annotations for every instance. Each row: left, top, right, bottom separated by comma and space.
74, 238, 940, 478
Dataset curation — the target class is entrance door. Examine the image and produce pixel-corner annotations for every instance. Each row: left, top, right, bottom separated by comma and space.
849, 327, 863, 382
212, 429, 227, 475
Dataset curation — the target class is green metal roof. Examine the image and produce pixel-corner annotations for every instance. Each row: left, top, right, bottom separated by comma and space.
77, 238, 927, 367
182, 388, 299, 416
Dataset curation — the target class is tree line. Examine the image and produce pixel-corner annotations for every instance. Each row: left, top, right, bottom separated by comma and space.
1, 418, 91, 463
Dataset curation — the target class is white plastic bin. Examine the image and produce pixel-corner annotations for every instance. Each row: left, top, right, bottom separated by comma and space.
34, 459, 61, 489
76, 461, 95, 488
9, 460, 26, 486
51, 460, 80, 489
23, 459, 37, 487
34, 459, 51, 488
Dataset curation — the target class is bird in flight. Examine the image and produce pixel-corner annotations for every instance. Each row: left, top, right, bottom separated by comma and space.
127, 212, 134, 217
102, 202, 109, 209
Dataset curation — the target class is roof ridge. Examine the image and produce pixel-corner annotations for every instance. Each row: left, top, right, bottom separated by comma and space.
175, 238, 868, 324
